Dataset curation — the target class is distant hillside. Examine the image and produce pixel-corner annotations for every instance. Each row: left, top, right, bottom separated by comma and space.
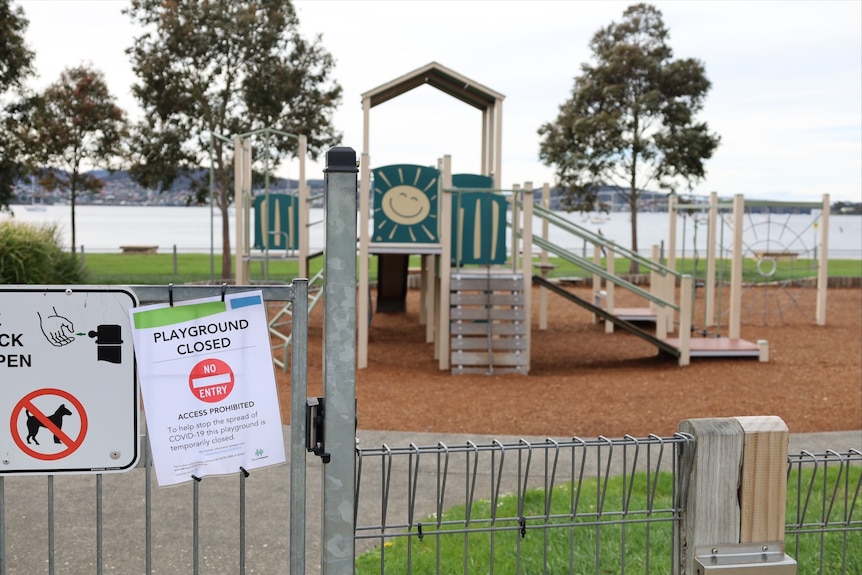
13, 169, 325, 207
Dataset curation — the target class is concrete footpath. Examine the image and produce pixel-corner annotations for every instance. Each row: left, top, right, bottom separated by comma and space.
1, 428, 859, 574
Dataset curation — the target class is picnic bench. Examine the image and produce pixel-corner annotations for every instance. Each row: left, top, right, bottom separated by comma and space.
753, 250, 798, 262
120, 245, 158, 254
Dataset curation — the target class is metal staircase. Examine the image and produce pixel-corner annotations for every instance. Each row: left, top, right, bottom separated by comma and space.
269, 268, 324, 371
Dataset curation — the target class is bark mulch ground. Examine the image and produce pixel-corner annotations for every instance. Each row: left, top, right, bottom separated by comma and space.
274, 285, 862, 439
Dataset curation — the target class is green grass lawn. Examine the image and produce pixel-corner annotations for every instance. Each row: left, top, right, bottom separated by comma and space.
355, 465, 861, 575
79, 252, 861, 285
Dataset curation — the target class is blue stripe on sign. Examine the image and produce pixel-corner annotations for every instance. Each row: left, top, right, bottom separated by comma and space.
230, 294, 262, 309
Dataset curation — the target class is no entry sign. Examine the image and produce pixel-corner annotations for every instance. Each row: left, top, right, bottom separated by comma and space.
189, 358, 235, 402
130, 290, 285, 486
0, 287, 139, 475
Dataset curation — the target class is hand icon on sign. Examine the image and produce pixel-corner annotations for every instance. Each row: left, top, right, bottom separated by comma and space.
38, 307, 75, 347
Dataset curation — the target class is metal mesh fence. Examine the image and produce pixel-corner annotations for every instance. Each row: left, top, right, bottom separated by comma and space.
2, 436, 859, 574
354, 434, 695, 575
785, 448, 862, 575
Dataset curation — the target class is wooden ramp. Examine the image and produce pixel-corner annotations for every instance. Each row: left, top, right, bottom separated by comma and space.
450, 272, 529, 375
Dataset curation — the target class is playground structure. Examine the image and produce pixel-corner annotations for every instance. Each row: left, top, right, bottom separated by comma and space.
352, 63, 788, 374
234, 63, 833, 375
356, 158, 805, 372
358, 62, 508, 373
227, 127, 325, 370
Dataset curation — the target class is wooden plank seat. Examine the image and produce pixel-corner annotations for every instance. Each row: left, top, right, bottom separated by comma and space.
120, 245, 158, 254
753, 250, 798, 262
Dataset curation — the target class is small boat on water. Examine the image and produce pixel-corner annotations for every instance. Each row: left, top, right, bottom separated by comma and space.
25, 178, 47, 211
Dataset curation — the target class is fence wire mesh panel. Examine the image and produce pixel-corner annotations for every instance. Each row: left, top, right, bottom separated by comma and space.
785, 449, 862, 575
0, 436, 297, 575
354, 434, 694, 575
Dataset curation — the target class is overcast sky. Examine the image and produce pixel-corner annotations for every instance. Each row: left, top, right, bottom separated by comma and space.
17, 0, 862, 204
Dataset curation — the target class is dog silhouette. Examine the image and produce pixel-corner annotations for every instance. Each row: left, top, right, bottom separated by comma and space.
26, 404, 73, 445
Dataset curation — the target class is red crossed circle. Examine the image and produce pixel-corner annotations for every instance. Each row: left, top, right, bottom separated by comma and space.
11, 388, 88, 461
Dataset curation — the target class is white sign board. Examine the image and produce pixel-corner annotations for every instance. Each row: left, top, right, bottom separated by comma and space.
129, 290, 285, 487
0, 286, 139, 475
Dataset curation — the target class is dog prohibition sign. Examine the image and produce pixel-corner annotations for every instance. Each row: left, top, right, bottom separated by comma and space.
11, 388, 88, 461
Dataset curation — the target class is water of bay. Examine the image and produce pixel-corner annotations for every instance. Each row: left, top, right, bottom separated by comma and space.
4, 204, 860, 260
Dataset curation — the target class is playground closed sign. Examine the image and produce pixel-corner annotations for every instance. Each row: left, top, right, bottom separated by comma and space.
129, 290, 285, 487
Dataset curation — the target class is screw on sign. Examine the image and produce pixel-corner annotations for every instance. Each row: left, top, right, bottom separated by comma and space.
11, 388, 88, 461
188, 358, 235, 403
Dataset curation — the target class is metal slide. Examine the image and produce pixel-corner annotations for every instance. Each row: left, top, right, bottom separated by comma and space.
532, 274, 680, 358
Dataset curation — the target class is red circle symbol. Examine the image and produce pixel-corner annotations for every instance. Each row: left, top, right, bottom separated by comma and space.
188, 358, 235, 403
11, 388, 88, 461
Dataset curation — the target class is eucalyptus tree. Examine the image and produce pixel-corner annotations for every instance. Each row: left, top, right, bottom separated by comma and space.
0, 0, 35, 211
538, 3, 720, 272
125, 0, 342, 279
25, 65, 128, 254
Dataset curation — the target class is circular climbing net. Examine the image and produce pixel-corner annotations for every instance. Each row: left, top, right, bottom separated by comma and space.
723, 206, 824, 327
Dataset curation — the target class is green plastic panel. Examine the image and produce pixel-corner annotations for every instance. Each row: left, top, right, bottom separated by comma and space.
370, 166, 507, 264
451, 191, 508, 265
372, 164, 440, 244
253, 193, 299, 250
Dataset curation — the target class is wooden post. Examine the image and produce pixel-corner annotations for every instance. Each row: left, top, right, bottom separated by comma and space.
667, 194, 678, 334
592, 236, 602, 325
539, 183, 550, 331
438, 155, 453, 371
678, 275, 693, 366
522, 182, 533, 373
736, 416, 789, 542
423, 254, 435, 343
677, 416, 790, 574
705, 191, 718, 327
678, 417, 744, 575
816, 193, 829, 326
668, 193, 678, 271
652, 246, 668, 340
358, 151, 370, 369
510, 184, 521, 271
729, 194, 744, 339
605, 247, 615, 334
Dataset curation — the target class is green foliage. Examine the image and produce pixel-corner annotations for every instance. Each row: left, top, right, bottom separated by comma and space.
0, 220, 87, 284
538, 3, 720, 271
0, 0, 35, 211
125, 0, 342, 278
21, 65, 128, 252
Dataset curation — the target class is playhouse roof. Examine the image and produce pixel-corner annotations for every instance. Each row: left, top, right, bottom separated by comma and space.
361, 61, 504, 110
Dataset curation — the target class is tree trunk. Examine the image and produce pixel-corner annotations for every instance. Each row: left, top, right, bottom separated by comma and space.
70, 179, 77, 256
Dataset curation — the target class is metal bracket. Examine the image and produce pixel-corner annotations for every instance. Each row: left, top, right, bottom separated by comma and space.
305, 397, 330, 463
694, 542, 797, 573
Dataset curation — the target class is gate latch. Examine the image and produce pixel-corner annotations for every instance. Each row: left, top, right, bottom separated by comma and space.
305, 397, 330, 463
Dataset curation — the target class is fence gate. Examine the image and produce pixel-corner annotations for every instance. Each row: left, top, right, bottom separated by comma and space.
0, 281, 309, 575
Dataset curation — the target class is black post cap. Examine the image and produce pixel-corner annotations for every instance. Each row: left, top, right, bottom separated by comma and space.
325, 147, 358, 173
